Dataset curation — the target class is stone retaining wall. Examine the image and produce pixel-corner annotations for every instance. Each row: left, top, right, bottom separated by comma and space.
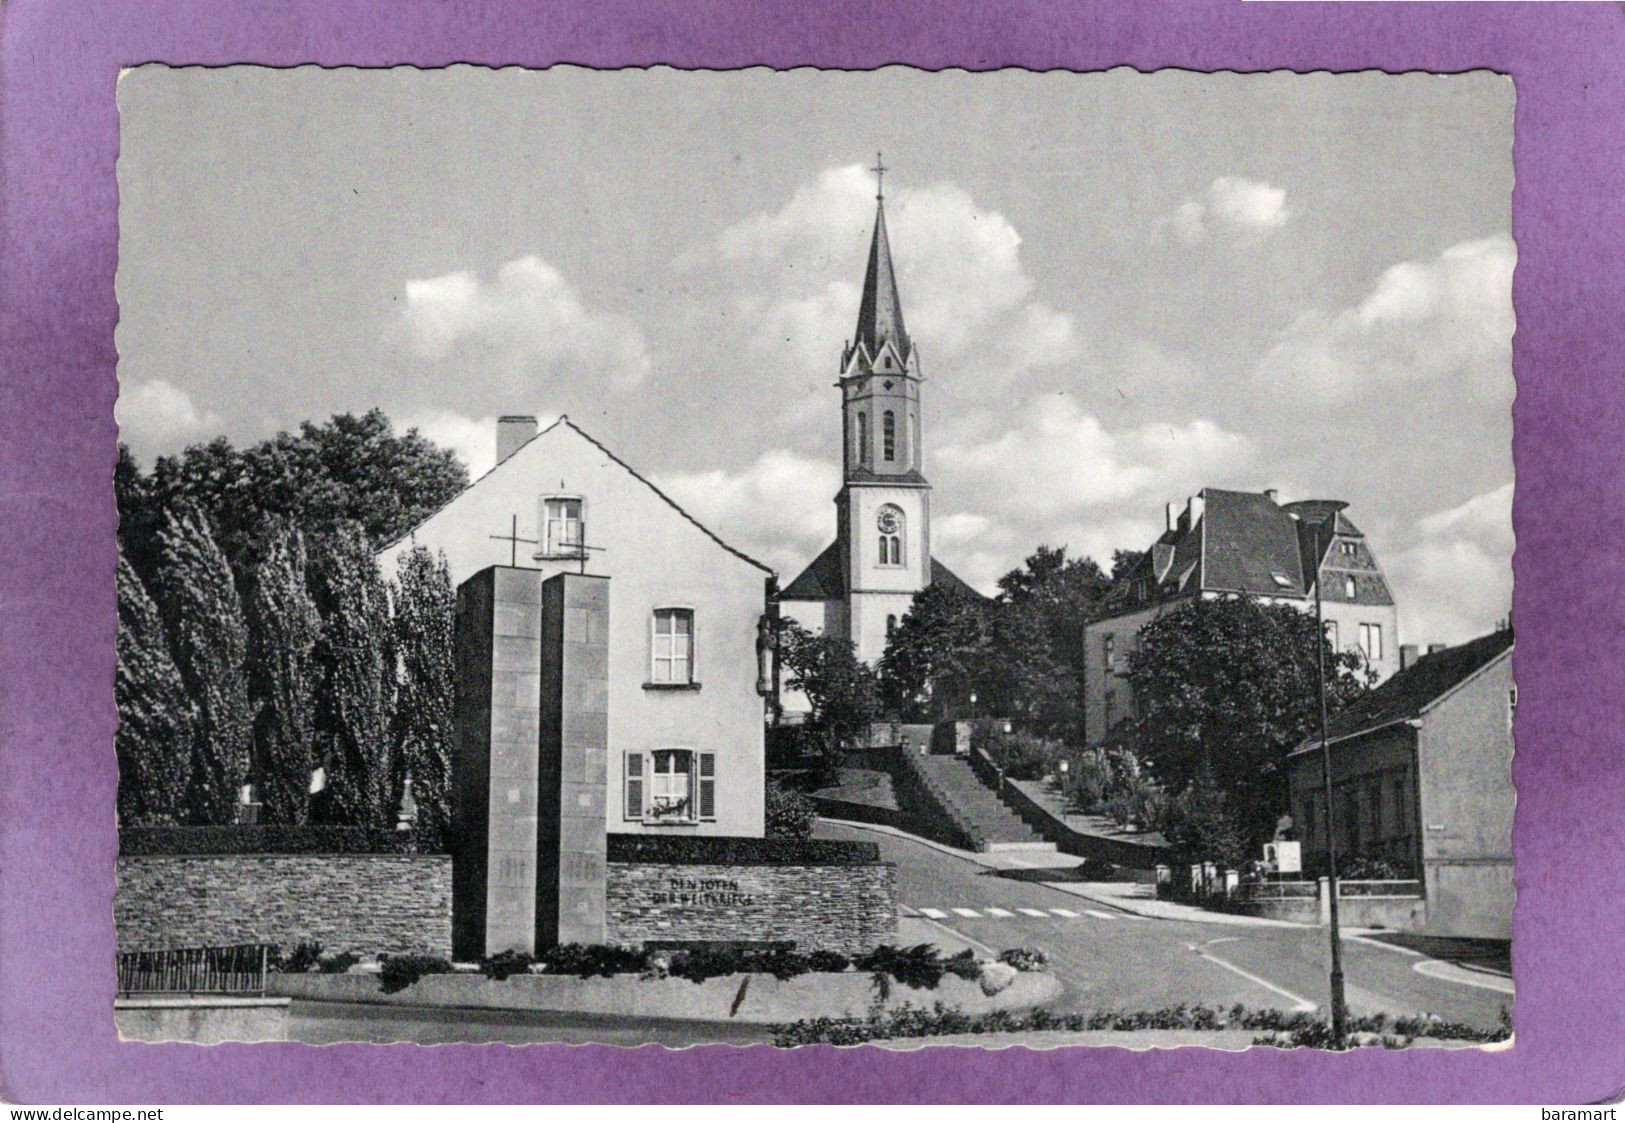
116, 854, 452, 958
606, 860, 896, 953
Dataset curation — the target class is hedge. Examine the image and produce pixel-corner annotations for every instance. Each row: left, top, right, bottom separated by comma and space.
605, 833, 880, 866
119, 825, 442, 856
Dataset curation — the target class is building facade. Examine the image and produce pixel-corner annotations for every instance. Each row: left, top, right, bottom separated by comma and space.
779, 178, 978, 679
1285, 630, 1514, 940
1083, 488, 1400, 745
377, 415, 774, 839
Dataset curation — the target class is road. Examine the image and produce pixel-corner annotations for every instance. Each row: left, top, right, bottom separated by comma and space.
817, 821, 1511, 1031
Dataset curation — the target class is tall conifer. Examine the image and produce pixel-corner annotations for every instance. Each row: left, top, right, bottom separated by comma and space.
155, 502, 253, 824
116, 553, 196, 826
247, 525, 321, 823
311, 523, 395, 827
390, 545, 456, 848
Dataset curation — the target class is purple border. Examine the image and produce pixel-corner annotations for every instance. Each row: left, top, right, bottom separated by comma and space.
2, 0, 1622, 1104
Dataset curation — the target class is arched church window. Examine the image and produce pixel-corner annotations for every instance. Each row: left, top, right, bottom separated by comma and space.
857, 412, 870, 464
883, 411, 896, 461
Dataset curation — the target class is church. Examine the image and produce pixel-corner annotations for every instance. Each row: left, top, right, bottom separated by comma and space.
778, 171, 980, 677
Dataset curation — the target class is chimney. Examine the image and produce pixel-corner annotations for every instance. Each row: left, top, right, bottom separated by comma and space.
1400, 643, 1420, 671
1165, 501, 1177, 533
1427, 643, 1449, 655
1188, 492, 1205, 527
496, 415, 538, 463
1263, 488, 1279, 504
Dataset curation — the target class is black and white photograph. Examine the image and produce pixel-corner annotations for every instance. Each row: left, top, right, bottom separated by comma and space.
110, 66, 1516, 1050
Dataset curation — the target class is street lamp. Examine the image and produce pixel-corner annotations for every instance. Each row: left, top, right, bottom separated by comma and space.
969, 691, 978, 721
1314, 570, 1349, 1047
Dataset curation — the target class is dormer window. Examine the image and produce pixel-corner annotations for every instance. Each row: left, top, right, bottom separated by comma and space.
540, 496, 584, 558
1345, 575, 1358, 599
1269, 570, 1294, 589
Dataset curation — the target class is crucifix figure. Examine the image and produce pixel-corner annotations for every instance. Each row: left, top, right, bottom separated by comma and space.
489, 514, 538, 567
871, 151, 887, 200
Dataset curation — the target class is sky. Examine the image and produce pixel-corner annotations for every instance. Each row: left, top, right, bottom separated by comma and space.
116, 66, 1515, 645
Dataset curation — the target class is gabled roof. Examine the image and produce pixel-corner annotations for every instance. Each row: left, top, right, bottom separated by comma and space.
1200, 488, 1307, 595
377, 415, 773, 575
1289, 628, 1514, 755
778, 541, 986, 603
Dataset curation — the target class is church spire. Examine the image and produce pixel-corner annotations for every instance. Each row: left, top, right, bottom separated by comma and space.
851, 153, 910, 363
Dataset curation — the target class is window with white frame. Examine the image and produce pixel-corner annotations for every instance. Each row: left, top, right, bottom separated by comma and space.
651, 608, 694, 684
542, 496, 584, 556
1359, 622, 1383, 663
1344, 575, 1358, 599
624, 749, 717, 823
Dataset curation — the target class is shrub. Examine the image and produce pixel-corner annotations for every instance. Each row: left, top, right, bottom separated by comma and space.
941, 948, 982, 981
119, 825, 434, 856
272, 942, 324, 974
532, 943, 646, 978
319, 951, 360, 974
669, 947, 810, 984
604, 834, 878, 866
807, 949, 851, 973
854, 944, 947, 994
377, 953, 451, 994
997, 947, 1049, 973
764, 777, 817, 840
479, 948, 535, 981
973, 724, 1065, 782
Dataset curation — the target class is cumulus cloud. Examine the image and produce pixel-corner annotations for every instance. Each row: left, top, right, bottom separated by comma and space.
395, 255, 652, 406
1161, 176, 1290, 244
1386, 482, 1514, 645
685, 164, 1081, 389
117, 379, 222, 458
653, 449, 841, 578
935, 394, 1255, 518
1255, 234, 1515, 403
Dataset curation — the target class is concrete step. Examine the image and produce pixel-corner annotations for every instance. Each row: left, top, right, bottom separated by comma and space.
908, 754, 1056, 852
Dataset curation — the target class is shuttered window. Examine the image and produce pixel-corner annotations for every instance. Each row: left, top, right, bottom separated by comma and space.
698, 752, 716, 820
624, 752, 644, 820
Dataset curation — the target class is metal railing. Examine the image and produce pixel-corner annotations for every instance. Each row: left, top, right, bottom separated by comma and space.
117, 942, 272, 996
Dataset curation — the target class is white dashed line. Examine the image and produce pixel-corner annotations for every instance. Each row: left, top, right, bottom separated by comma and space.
1085, 910, 1120, 920
1049, 908, 1079, 918
984, 907, 1015, 917
1017, 907, 1048, 917
950, 907, 982, 918
917, 908, 948, 919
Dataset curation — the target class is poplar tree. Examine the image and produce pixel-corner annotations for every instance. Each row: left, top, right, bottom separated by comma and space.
155, 502, 254, 824
311, 523, 396, 827
390, 545, 456, 848
247, 525, 321, 824
115, 553, 196, 826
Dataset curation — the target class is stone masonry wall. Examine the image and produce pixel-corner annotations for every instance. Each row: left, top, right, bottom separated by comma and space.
116, 855, 452, 958
606, 861, 897, 953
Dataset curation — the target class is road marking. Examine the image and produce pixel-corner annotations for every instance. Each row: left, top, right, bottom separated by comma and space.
912, 913, 1001, 956
1085, 910, 1119, 920
1017, 907, 1048, 917
950, 907, 982, 918
1189, 940, 1317, 1012
916, 908, 948, 919
984, 907, 1015, 917
1049, 908, 1079, 918
1413, 959, 1516, 995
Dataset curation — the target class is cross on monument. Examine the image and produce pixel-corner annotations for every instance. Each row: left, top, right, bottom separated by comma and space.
489, 514, 539, 567
871, 151, 887, 200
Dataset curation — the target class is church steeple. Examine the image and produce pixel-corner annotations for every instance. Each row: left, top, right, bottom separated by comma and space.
847, 154, 911, 368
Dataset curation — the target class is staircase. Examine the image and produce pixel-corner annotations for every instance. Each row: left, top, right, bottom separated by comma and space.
906, 753, 1057, 854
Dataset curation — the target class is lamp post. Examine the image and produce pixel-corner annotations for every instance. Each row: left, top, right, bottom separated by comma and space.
969, 691, 978, 721
1314, 571, 1349, 1047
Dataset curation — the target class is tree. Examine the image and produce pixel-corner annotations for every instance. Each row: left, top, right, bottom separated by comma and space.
246, 524, 321, 824
991, 546, 1115, 737
877, 582, 991, 719
1121, 594, 1368, 848
777, 620, 881, 757
311, 523, 396, 827
154, 502, 254, 824
115, 553, 196, 826
764, 777, 817, 840
1161, 770, 1247, 868
390, 545, 456, 848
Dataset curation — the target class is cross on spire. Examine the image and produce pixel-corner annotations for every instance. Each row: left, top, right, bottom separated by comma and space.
871, 151, 888, 200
